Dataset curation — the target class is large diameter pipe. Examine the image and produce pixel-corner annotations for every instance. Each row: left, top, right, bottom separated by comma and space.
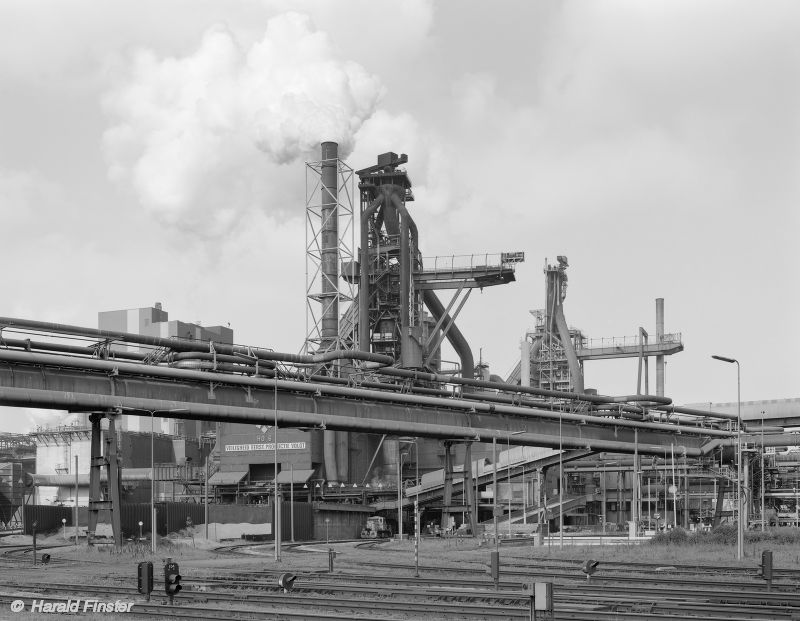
0, 348, 733, 440
3, 334, 724, 419
379, 366, 670, 406
658, 404, 739, 422
554, 305, 584, 393
0, 336, 150, 362
520, 339, 531, 387
0, 385, 702, 457
0, 316, 393, 367
320, 141, 339, 350
390, 192, 422, 368
34, 472, 153, 486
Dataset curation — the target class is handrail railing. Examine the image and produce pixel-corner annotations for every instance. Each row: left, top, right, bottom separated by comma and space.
418, 252, 524, 274
578, 333, 682, 351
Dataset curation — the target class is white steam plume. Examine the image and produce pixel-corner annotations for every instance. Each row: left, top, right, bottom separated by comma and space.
102, 13, 383, 236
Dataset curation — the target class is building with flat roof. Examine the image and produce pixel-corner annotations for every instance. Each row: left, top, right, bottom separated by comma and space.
97, 303, 233, 436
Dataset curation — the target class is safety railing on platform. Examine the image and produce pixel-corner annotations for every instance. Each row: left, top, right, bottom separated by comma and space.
578, 332, 682, 351
419, 252, 524, 275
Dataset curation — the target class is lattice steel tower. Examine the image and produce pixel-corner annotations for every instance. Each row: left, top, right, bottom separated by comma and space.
304, 142, 357, 368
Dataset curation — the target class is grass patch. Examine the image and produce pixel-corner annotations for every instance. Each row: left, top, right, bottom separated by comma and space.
54, 539, 220, 563
649, 525, 800, 547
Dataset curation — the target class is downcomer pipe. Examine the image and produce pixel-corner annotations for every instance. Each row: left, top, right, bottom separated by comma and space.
554, 305, 584, 393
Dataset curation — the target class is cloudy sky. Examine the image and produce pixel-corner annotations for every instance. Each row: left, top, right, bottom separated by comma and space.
0, 0, 797, 433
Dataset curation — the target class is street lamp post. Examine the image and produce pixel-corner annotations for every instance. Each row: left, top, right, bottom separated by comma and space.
397, 438, 417, 542
398, 441, 404, 541
493, 437, 498, 554
151, 412, 156, 554
712, 355, 743, 561
121, 407, 187, 555
559, 411, 563, 549
761, 410, 766, 532
273, 377, 281, 562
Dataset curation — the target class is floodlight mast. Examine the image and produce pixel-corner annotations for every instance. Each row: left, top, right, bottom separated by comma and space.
711, 354, 742, 561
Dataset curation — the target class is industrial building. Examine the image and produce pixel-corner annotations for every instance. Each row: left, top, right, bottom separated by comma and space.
98, 303, 232, 438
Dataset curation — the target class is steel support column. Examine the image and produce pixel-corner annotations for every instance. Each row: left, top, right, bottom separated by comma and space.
87, 413, 103, 544
463, 442, 477, 535
87, 412, 122, 548
440, 442, 454, 531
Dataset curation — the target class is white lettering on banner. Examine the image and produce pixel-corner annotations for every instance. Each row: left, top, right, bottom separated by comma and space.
225, 442, 307, 452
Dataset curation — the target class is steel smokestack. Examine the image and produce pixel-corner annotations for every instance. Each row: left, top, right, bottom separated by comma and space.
320, 142, 339, 351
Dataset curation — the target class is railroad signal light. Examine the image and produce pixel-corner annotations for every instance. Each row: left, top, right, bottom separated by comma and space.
164, 560, 182, 601
582, 559, 600, 580
760, 550, 773, 582
278, 572, 297, 593
137, 561, 153, 598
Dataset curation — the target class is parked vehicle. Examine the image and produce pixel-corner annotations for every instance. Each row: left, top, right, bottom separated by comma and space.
360, 516, 393, 539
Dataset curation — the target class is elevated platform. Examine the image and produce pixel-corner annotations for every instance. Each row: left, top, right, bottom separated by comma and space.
576, 334, 683, 360
414, 252, 523, 290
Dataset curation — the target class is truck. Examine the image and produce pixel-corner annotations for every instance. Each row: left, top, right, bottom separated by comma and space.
360, 516, 393, 539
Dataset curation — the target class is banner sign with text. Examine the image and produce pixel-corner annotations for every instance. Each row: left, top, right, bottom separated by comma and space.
225, 442, 307, 452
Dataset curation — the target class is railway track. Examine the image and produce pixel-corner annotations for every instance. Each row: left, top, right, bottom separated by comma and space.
3, 540, 800, 619
354, 559, 798, 590
0, 578, 530, 620
2, 571, 797, 621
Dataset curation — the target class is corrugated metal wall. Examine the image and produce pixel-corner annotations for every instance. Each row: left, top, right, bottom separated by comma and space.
23, 504, 73, 534
148, 502, 205, 536
279, 502, 313, 541
314, 506, 372, 540
22, 502, 314, 540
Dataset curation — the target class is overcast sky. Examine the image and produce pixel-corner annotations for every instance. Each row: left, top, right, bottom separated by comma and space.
1, 0, 798, 434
